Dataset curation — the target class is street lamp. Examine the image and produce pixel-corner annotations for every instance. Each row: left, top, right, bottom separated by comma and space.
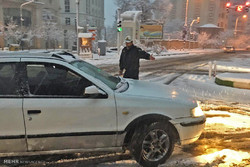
75, 0, 84, 55
20, 0, 45, 28
234, 15, 247, 36
184, 0, 189, 27
20, 0, 44, 50
20, 0, 34, 29
188, 17, 200, 49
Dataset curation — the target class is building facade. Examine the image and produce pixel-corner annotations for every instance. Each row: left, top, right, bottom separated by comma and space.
0, 0, 105, 50
169, 0, 221, 27
168, 0, 249, 33
0, 0, 61, 49
59, 0, 105, 50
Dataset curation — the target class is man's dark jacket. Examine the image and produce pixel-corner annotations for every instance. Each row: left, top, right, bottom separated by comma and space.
119, 45, 150, 79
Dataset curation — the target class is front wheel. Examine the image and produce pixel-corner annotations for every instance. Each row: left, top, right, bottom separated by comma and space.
130, 122, 175, 167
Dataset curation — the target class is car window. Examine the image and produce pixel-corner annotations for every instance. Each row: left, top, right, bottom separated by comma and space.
0, 63, 20, 96
71, 60, 120, 90
26, 63, 93, 97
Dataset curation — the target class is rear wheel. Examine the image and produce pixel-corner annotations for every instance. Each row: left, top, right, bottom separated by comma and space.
130, 122, 175, 167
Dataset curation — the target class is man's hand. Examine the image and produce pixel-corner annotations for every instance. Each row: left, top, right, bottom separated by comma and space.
119, 70, 123, 76
150, 54, 155, 60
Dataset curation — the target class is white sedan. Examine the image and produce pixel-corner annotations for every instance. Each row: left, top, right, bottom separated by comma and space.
0, 52, 206, 167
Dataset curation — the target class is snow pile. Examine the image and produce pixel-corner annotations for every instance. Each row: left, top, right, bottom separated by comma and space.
170, 74, 250, 104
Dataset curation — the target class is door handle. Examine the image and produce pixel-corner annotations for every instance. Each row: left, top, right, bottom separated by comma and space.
27, 110, 41, 115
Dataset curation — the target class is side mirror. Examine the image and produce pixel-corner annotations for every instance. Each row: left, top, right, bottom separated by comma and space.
85, 85, 106, 95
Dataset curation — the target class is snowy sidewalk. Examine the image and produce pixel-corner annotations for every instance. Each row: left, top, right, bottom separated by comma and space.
215, 73, 250, 90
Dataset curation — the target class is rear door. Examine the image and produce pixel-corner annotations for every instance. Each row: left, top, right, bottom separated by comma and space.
21, 59, 117, 151
0, 59, 27, 152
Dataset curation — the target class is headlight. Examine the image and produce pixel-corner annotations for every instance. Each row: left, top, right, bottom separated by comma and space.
191, 101, 204, 117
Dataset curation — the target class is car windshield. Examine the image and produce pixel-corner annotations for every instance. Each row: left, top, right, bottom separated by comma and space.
71, 60, 120, 90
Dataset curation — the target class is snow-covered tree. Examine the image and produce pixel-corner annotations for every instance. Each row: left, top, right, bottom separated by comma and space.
37, 22, 64, 50
115, 0, 172, 23
228, 35, 250, 48
65, 30, 77, 42
21, 30, 37, 49
215, 30, 234, 46
164, 31, 182, 40
164, 19, 184, 33
2, 20, 23, 46
197, 32, 210, 49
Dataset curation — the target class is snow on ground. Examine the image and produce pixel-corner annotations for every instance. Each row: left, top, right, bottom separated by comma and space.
99, 109, 250, 167
83, 49, 222, 66
205, 110, 250, 133
168, 74, 250, 103
194, 53, 250, 73
97, 51, 250, 167
162, 149, 250, 167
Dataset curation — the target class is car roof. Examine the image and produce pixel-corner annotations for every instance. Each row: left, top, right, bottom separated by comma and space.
0, 51, 79, 62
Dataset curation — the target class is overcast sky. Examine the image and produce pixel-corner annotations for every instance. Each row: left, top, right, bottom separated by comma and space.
104, 0, 117, 27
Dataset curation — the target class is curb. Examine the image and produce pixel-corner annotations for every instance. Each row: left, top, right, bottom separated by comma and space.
215, 74, 250, 90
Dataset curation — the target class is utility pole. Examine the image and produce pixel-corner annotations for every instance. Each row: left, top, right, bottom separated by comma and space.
76, 0, 80, 55
117, 8, 121, 56
184, 0, 189, 27
20, 0, 34, 29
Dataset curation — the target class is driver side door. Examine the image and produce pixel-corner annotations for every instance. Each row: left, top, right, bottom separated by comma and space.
21, 60, 117, 151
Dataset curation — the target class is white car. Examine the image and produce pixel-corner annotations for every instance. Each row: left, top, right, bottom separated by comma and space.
0, 52, 206, 167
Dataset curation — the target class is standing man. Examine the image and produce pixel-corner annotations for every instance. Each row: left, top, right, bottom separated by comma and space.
119, 36, 155, 80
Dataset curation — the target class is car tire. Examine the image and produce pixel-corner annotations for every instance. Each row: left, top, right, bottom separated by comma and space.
130, 121, 175, 167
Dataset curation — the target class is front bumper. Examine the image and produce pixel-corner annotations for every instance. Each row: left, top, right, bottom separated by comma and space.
170, 116, 206, 145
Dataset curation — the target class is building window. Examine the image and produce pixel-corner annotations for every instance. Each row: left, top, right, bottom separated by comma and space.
65, 17, 70, 25
65, 0, 70, 12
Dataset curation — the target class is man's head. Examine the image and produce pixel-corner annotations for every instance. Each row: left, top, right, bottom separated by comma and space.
125, 36, 133, 48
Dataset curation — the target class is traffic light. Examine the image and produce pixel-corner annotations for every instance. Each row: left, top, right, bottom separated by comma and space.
117, 21, 122, 32
226, 2, 231, 8
236, 5, 244, 12
226, 2, 231, 13
246, 2, 250, 12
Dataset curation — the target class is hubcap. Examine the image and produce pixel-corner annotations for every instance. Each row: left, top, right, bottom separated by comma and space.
141, 129, 170, 162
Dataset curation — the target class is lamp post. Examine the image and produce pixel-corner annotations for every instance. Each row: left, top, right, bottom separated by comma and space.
76, 0, 80, 55
20, 0, 34, 29
116, 8, 121, 56
184, 0, 189, 27
20, 0, 44, 50
234, 15, 247, 37
188, 17, 200, 49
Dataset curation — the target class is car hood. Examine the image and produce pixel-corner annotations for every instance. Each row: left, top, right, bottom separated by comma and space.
122, 79, 196, 106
